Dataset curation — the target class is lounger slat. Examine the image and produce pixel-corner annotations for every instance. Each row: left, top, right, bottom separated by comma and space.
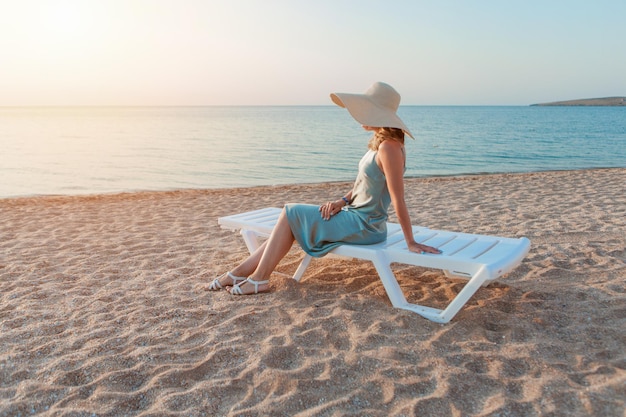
383, 233, 408, 248
474, 239, 526, 261
425, 234, 457, 249
436, 236, 478, 256
453, 239, 502, 259
219, 207, 281, 233
229, 207, 280, 221
473, 238, 531, 276
470, 240, 500, 259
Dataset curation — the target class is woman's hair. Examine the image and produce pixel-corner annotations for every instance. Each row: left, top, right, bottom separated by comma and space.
368, 127, 405, 150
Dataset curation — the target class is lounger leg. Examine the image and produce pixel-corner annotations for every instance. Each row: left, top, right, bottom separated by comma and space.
371, 252, 408, 308
438, 265, 489, 323
373, 254, 490, 323
372, 256, 447, 322
240, 229, 262, 254
292, 254, 313, 282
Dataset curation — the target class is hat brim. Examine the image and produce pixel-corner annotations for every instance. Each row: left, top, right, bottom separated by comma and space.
331, 92, 414, 139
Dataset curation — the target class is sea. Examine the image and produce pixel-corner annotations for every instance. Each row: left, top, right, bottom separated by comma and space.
1, 106, 625, 199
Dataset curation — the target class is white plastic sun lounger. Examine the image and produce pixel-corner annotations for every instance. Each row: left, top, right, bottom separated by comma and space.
218, 207, 531, 323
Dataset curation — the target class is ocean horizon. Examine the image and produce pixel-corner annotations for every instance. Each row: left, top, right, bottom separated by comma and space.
1, 105, 625, 199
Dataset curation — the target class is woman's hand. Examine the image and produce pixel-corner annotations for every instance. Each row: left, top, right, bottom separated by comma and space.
408, 241, 442, 255
319, 200, 344, 220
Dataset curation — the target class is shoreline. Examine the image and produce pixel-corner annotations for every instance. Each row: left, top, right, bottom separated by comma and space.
2, 167, 624, 201
1, 168, 624, 416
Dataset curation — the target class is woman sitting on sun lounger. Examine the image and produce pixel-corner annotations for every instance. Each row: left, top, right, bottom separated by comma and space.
207, 82, 441, 295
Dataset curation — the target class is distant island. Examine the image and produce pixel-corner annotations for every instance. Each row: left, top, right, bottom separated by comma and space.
531, 97, 626, 106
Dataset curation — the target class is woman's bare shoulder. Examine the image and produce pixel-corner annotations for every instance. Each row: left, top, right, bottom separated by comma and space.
378, 139, 404, 156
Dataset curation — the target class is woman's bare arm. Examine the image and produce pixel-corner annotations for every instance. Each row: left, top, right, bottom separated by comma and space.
377, 140, 441, 254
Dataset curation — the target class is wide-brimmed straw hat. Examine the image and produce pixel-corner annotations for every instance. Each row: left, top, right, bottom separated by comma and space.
330, 82, 414, 139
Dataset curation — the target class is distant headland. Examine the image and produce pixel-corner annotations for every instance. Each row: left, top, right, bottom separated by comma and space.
531, 97, 626, 106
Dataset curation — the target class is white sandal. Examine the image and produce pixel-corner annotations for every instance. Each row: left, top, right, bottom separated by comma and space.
230, 278, 269, 295
206, 272, 247, 291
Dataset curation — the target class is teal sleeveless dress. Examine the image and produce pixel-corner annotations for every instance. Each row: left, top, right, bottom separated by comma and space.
285, 149, 391, 257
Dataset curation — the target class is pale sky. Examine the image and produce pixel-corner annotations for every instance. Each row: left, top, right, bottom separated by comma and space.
1, 0, 625, 106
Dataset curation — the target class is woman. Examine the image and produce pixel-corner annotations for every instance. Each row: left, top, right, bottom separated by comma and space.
207, 82, 441, 295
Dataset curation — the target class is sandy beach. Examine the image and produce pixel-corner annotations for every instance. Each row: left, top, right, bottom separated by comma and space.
1, 168, 624, 416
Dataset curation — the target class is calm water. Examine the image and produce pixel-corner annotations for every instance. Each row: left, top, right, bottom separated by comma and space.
1, 106, 625, 198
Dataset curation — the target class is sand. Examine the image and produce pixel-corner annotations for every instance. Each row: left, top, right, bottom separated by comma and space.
0, 168, 624, 417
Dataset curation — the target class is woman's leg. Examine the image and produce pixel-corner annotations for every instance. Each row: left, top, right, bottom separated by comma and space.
233, 208, 295, 294
204, 241, 267, 290
230, 241, 267, 277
